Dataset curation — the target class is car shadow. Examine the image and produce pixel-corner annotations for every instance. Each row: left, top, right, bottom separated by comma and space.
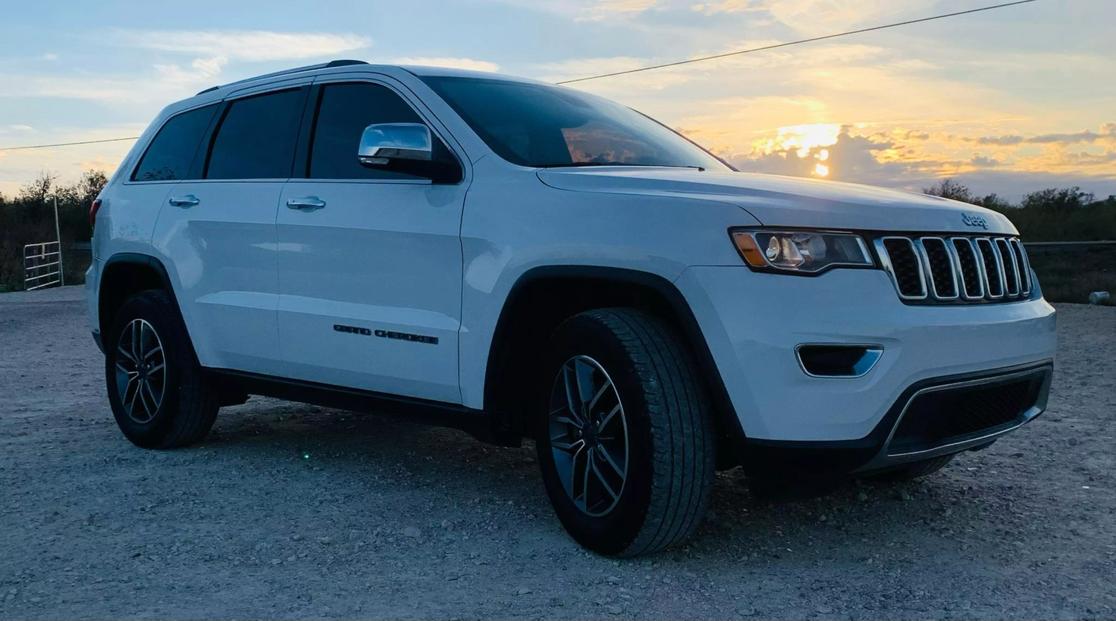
204, 397, 992, 565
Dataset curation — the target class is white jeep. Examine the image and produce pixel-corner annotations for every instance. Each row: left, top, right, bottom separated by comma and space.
87, 60, 1056, 556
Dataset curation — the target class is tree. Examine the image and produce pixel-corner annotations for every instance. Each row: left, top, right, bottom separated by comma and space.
75, 170, 109, 206
18, 172, 56, 205
1021, 187, 1095, 211
923, 178, 976, 204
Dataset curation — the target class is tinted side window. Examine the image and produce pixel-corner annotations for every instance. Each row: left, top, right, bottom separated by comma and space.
206, 89, 305, 180
309, 83, 432, 180
132, 104, 218, 181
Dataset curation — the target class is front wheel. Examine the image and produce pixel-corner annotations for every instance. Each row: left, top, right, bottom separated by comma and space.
105, 290, 219, 449
536, 308, 715, 557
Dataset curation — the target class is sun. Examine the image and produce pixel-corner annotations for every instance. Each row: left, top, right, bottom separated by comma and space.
774, 123, 841, 157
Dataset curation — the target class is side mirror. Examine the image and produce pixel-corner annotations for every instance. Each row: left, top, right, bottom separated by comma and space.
358, 123, 432, 166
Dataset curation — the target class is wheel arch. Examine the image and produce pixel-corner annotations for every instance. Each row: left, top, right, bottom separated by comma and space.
483, 265, 743, 455
98, 253, 178, 338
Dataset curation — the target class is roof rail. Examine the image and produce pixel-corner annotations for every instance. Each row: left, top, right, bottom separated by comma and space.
196, 59, 369, 96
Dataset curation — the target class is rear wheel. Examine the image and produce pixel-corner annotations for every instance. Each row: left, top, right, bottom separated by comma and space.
536, 308, 715, 556
105, 290, 218, 448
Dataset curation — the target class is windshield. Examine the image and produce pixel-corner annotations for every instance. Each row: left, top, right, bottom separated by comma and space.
421, 76, 730, 171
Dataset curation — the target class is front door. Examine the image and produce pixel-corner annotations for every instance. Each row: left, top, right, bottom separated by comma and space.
276, 80, 467, 403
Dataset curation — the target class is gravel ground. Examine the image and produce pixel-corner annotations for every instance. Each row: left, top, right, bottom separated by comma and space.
1, 286, 1114, 620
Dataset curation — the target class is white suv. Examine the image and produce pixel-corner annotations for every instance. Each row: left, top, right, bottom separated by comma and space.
87, 60, 1057, 556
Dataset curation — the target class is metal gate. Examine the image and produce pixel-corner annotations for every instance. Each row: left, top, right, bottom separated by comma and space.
23, 241, 63, 290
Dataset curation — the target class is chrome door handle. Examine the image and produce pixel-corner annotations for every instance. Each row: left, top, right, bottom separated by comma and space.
286, 196, 326, 211
168, 194, 199, 208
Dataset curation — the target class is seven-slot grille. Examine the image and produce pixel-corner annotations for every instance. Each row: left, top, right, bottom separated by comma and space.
875, 235, 1033, 304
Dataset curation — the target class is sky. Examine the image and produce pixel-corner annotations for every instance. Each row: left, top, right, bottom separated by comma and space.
0, 0, 1113, 201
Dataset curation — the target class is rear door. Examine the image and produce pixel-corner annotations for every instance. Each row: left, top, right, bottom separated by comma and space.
152, 85, 309, 376
276, 78, 468, 403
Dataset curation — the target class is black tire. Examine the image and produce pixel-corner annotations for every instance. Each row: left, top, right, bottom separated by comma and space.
536, 308, 715, 557
867, 454, 954, 482
104, 290, 218, 449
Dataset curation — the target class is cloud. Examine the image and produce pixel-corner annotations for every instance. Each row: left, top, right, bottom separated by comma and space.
970, 155, 1000, 168
702, 0, 938, 33
973, 124, 1116, 146
723, 121, 1116, 201
113, 30, 371, 62
387, 57, 500, 73
577, 0, 659, 21
691, 0, 762, 16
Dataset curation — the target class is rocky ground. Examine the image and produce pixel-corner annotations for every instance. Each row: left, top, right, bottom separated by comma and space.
1, 286, 1113, 619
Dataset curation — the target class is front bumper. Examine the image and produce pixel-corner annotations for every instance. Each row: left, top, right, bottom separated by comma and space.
676, 265, 1057, 465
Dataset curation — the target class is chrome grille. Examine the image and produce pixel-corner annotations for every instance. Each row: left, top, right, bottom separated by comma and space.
876, 235, 1033, 304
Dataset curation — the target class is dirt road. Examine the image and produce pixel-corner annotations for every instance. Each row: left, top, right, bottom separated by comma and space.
1, 287, 1113, 619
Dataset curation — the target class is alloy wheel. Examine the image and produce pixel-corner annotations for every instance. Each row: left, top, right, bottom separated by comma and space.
114, 318, 167, 424
548, 355, 630, 517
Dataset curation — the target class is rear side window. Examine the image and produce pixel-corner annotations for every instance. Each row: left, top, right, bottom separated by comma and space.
132, 104, 218, 181
309, 82, 441, 180
206, 89, 305, 180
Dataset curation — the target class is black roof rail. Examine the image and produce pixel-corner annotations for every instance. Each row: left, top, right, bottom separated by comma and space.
196, 59, 369, 96
325, 59, 367, 68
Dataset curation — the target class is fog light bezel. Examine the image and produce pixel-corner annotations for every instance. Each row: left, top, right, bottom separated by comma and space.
795, 343, 884, 378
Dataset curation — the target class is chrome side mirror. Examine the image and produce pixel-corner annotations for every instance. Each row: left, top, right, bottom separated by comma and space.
358, 123, 432, 166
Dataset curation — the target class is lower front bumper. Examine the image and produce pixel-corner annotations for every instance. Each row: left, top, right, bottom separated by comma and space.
677, 266, 1058, 443
738, 362, 1052, 474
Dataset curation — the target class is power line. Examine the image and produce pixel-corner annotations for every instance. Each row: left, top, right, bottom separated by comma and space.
0, 0, 1038, 152
0, 136, 140, 151
557, 0, 1037, 84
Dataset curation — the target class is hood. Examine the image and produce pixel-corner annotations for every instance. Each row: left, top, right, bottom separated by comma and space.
536, 167, 1016, 235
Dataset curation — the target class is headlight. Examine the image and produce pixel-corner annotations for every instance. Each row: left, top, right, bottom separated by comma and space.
731, 229, 874, 274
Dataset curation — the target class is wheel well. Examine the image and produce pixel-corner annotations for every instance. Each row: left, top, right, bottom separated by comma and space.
483, 267, 742, 456
98, 255, 171, 337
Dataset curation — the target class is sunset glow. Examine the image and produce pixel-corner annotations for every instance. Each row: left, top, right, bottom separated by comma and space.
0, 1, 1112, 201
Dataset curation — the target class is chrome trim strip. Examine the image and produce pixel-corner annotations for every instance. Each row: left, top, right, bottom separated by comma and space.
996, 238, 1021, 296
1010, 238, 1032, 295
876, 237, 927, 300
794, 343, 884, 379
949, 237, 986, 299
917, 237, 960, 300
857, 365, 1051, 471
975, 237, 1006, 299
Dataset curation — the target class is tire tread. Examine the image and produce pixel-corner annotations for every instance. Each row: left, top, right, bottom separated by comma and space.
583, 308, 715, 556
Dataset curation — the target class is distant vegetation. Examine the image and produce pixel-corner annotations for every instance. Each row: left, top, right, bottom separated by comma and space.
923, 178, 1116, 303
0, 172, 1113, 301
923, 178, 1116, 242
0, 170, 105, 292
